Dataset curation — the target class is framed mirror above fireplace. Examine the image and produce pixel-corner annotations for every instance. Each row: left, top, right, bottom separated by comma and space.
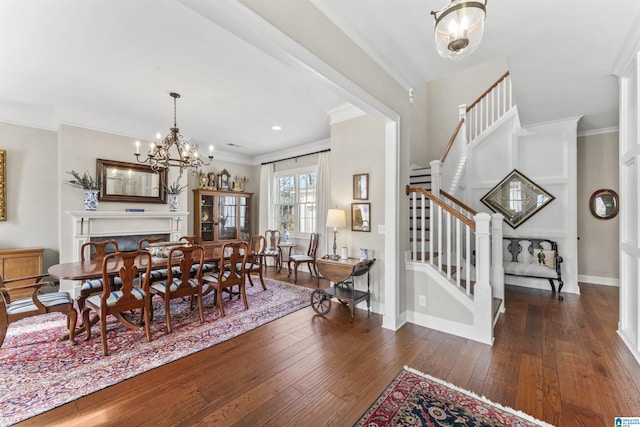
96, 159, 167, 203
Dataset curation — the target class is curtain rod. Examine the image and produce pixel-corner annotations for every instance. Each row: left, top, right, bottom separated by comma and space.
260, 148, 330, 166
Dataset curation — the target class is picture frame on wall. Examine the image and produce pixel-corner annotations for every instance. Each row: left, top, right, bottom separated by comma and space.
480, 169, 555, 229
353, 173, 369, 200
352, 202, 370, 232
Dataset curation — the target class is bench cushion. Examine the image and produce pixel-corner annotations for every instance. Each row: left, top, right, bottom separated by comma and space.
504, 262, 558, 279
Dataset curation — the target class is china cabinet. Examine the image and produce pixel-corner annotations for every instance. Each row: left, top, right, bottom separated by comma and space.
193, 190, 252, 257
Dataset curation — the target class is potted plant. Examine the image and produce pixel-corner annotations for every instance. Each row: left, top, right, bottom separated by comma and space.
164, 179, 188, 212
65, 170, 101, 211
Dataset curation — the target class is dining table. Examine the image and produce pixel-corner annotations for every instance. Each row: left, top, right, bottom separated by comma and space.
48, 249, 224, 340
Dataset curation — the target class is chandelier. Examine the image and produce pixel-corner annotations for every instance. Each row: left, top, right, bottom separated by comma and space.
134, 92, 213, 175
431, 0, 487, 60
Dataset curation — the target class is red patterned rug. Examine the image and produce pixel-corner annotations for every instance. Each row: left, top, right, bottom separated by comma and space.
355, 367, 554, 427
0, 279, 311, 426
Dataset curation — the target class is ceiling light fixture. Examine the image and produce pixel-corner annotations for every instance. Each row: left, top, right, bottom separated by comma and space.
431, 0, 487, 61
134, 92, 214, 175
272, 125, 282, 131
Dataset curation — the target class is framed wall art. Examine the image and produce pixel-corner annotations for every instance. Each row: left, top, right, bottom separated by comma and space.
353, 173, 369, 200
0, 150, 5, 221
96, 158, 167, 203
480, 169, 554, 229
352, 202, 370, 232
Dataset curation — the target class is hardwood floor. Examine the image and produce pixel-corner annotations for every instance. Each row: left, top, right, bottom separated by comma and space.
18, 269, 640, 426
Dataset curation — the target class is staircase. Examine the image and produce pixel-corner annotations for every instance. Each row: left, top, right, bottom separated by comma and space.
405, 72, 512, 345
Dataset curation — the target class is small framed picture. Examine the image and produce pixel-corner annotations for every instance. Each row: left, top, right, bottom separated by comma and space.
353, 173, 369, 200
352, 202, 370, 232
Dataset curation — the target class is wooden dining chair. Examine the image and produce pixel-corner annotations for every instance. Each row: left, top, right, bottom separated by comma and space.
77, 240, 119, 336
180, 235, 214, 276
288, 232, 319, 283
0, 273, 77, 348
138, 237, 174, 284
83, 250, 152, 356
150, 245, 205, 333
263, 229, 281, 270
243, 235, 266, 290
202, 241, 248, 317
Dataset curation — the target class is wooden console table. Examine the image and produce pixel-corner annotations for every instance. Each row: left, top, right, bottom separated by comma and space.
313, 256, 375, 322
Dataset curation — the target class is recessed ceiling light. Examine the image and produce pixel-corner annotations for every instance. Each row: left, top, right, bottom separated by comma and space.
272, 125, 282, 131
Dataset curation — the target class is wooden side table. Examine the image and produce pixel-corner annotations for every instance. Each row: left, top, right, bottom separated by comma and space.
276, 241, 296, 272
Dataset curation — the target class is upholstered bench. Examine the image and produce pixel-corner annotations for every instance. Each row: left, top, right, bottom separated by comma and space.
503, 237, 564, 300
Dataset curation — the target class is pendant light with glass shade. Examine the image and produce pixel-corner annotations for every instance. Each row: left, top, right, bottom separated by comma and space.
431, 0, 487, 60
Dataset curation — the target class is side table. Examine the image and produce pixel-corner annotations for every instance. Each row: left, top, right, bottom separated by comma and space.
277, 241, 296, 272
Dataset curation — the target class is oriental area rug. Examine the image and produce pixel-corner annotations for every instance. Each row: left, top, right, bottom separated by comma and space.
354, 367, 554, 427
0, 279, 312, 426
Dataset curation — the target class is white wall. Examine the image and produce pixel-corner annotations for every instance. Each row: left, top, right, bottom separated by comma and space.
466, 116, 581, 295
330, 114, 386, 312
0, 122, 59, 270
577, 131, 619, 285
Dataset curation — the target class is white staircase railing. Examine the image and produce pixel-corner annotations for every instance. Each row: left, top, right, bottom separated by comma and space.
465, 71, 513, 141
439, 71, 514, 195
406, 185, 501, 344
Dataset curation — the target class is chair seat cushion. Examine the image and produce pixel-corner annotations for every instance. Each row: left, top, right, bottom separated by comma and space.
142, 268, 181, 281
504, 262, 558, 279
7, 292, 73, 315
81, 276, 123, 292
290, 255, 313, 262
263, 250, 279, 256
151, 278, 199, 293
203, 271, 238, 283
86, 288, 146, 307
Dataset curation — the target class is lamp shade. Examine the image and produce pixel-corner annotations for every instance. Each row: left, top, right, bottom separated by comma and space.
432, 0, 486, 61
326, 209, 346, 228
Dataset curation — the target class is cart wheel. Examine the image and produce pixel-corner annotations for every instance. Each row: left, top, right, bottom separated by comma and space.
311, 289, 331, 315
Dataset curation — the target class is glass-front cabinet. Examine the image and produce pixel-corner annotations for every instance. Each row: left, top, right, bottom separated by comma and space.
193, 190, 252, 256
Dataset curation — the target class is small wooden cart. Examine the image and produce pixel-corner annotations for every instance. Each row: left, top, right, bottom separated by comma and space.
311, 256, 375, 322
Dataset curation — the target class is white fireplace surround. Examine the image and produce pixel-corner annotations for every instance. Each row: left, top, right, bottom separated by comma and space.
63, 211, 188, 296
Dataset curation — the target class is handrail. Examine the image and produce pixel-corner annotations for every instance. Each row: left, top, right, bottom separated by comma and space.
440, 190, 477, 216
406, 185, 476, 230
466, 71, 510, 112
440, 118, 465, 163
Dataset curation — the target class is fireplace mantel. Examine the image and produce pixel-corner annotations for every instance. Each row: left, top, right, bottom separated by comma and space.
63, 210, 189, 296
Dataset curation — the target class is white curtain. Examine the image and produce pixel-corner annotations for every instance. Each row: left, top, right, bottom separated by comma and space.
317, 151, 331, 257
259, 163, 274, 235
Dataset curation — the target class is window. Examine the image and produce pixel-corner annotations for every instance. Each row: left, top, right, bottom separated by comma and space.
274, 168, 317, 234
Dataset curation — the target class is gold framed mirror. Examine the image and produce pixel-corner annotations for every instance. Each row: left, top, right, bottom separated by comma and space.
96, 159, 167, 203
589, 189, 619, 220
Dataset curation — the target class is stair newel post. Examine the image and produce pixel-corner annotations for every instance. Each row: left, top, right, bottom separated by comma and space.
490, 213, 505, 308
458, 104, 468, 142
473, 212, 494, 344
429, 160, 442, 197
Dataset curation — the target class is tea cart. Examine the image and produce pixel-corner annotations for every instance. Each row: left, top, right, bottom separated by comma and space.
311, 256, 375, 322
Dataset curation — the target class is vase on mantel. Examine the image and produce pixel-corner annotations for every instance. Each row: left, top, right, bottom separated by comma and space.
84, 190, 99, 211
169, 194, 179, 212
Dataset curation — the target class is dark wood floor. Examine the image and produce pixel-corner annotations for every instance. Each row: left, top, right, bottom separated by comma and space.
18, 269, 640, 426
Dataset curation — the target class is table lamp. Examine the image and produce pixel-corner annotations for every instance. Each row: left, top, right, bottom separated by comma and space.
326, 209, 347, 260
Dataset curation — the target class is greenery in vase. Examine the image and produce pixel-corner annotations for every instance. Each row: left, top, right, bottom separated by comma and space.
165, 180, 188, 195
65, 170, 100, 190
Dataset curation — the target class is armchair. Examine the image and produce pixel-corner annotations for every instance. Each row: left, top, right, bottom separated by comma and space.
0, 273, 77, 348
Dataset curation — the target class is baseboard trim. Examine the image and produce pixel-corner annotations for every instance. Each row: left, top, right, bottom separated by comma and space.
578, 274, 619, 287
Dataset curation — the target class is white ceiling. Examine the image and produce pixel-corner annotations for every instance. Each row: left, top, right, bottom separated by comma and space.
1, 1, 639, 164
312, 0, 640, 132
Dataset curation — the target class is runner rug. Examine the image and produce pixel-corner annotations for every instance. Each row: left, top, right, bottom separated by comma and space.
0, 279, 312, 426
354, 367, 555, 427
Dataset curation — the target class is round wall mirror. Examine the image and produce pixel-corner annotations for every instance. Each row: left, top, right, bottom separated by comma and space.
589, 189, 619, 220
